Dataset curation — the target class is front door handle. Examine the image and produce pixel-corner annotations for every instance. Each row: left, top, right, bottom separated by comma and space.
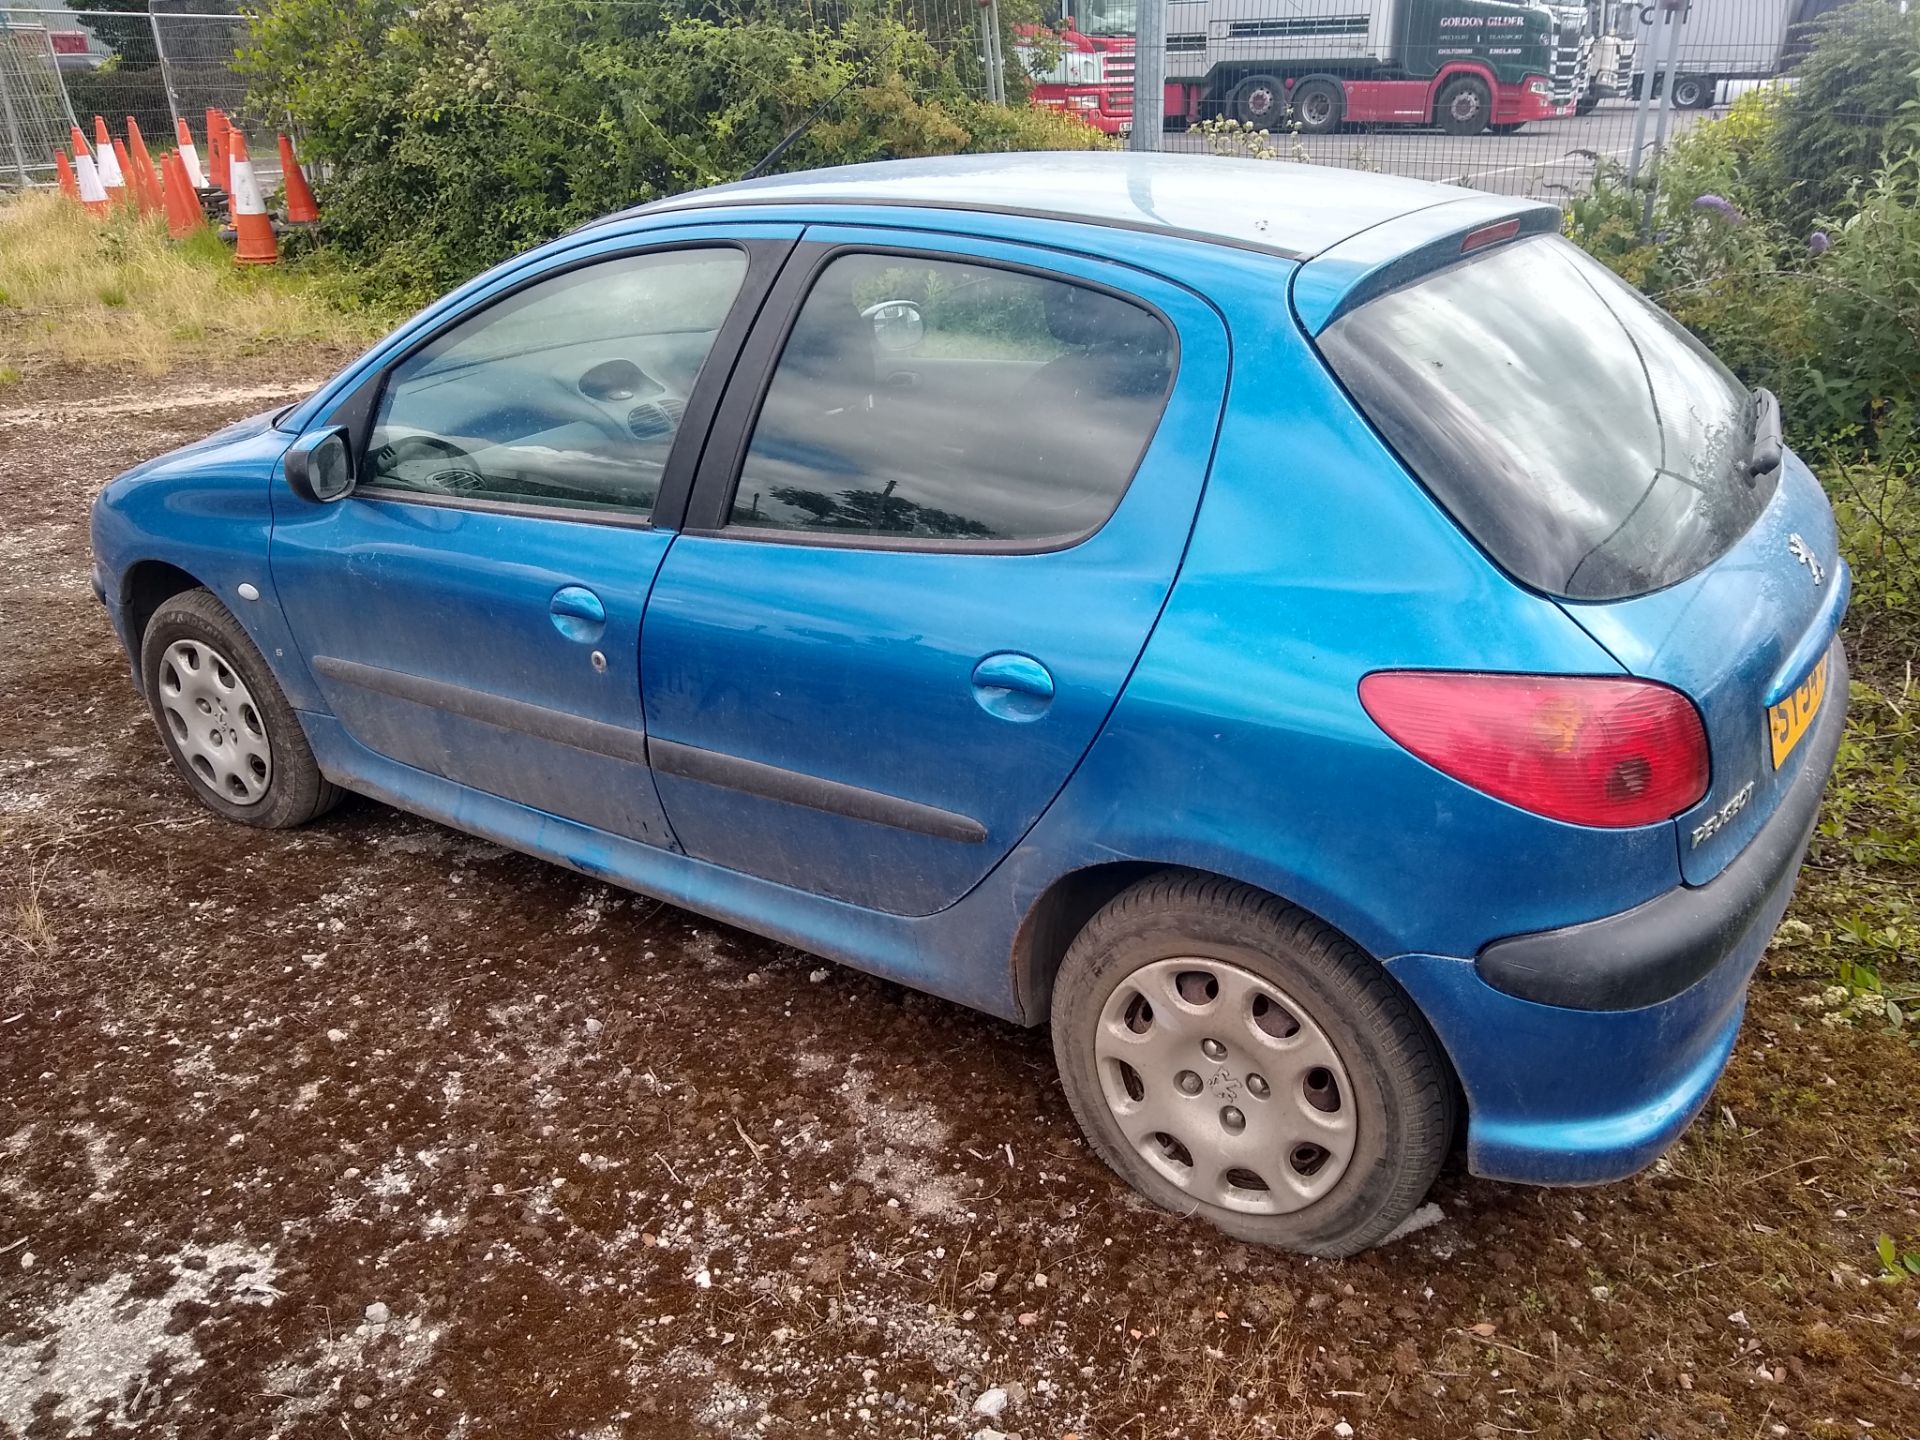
549, 585, 606, 643
971, 652, 1054, 721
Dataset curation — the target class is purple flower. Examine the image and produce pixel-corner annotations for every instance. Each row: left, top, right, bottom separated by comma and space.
1808, 230, 1832, 256
1692, 193, 1745, 225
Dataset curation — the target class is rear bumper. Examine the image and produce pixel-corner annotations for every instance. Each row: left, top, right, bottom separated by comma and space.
1385, 641, 1848, 1185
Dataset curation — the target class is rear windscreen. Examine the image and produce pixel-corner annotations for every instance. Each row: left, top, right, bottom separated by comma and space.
1317, 235, 1773, 601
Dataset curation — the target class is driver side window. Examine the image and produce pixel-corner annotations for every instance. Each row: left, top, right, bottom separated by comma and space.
365, 247, 749, 519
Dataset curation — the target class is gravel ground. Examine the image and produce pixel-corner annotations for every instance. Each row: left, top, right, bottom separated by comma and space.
2, 361, 1918, 1440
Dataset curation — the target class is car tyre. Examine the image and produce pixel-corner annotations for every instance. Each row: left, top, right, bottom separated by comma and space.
1051, 872, 1456, 1257
140, 587, 341, 829
1435, 75, 1492, 136
1231, 74, 1287, 129
1289, 78, 1344, 135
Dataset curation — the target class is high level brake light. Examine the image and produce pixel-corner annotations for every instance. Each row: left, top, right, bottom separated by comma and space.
1359, 672, 1709, 829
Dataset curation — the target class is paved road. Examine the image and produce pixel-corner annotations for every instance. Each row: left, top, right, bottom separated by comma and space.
1154, 99, 1711, 197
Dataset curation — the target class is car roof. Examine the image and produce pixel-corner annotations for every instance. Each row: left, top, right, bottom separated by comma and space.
605, 152, 1485, 262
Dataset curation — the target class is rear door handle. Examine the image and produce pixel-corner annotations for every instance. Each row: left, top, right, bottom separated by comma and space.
549, 584, 606, 642
971, 652, 1054, 721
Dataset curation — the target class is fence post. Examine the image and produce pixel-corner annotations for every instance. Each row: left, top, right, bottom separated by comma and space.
1129, 0, 1164, 152
148, 8, 183, 132
990, 0, 1006, 107
0, 44, 31, 189
1638, 0, 1687, 239
44, 28, 78, 129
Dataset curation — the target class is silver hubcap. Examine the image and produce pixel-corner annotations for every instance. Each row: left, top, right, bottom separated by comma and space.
1301, 93, 1332, 126
157, 639, 272, 805
1451, 90, 1482, 122
1094, 958, 1357, 1215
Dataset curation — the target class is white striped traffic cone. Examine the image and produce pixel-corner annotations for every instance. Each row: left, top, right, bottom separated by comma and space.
174, 115, 206, 190
74, 152, 110, 218
225, 131, 278, 265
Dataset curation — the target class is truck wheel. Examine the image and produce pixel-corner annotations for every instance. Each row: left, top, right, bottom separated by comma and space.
1289, 78, 1344, 135
1050, 872, 1457, 1258
1575, 88, 1601, 117
1435, 75, 1492, 136
1672, 75, 1714, 109
1231, 75, 1286, 129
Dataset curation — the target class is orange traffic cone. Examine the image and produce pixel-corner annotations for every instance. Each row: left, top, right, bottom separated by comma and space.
74, 152, 109, 217
92, 117, 127, 207
126, 118, 165, 218
206, 109, 231, 194
69, 124, 90, 162
161, 151, 206, 240
174, 116, 206, 189
55, 150, 81, 201
113, 138, 139, 212
225, 132, 277, 266
276, 134, 320, 225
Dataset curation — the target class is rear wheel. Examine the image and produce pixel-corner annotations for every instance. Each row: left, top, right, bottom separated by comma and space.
1050, 873, 1456, 1257
1289, 78, 1344, 135
1671, 74, 1714, 109
1231, 74, 1287, 129
1435, 75, 1492, 136
140, 588, 341, 829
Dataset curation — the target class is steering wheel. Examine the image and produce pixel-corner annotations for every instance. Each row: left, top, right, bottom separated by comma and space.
370, 433, 488, 495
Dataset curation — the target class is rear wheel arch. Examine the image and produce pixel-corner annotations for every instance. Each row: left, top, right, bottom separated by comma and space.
1011, 862, 1426, 1032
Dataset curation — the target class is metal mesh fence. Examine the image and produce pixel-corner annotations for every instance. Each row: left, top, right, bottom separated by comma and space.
0, 22, 77, 185
0, 4, 273, 189
1, 0, 1913, 205
1095, 0, 1913, 201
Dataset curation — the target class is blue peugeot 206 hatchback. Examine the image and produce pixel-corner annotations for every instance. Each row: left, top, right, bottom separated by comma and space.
91, 153, 1849, 1256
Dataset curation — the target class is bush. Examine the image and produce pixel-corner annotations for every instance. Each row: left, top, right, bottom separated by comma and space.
1764, 0, 1920, 235
239, 0, 1108, 303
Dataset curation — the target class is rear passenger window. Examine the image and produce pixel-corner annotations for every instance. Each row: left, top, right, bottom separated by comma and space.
729, 253, 1174, 545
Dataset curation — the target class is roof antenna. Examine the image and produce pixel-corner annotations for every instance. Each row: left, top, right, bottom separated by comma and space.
739, 64, 869, 182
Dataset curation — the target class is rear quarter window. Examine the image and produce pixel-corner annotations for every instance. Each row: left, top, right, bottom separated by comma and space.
1316, 234, 1772, 601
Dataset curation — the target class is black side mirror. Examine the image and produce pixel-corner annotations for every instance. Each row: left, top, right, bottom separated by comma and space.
285, 426, 356, 504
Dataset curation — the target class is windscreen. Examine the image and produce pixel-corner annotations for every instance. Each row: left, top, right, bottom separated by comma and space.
1318, 235, 1772, 601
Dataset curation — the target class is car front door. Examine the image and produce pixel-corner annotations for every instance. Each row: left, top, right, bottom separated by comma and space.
270, 228, 797, 846
639, 229, 1230, 915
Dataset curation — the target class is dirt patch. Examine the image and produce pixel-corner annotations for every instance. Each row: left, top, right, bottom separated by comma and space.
2, 366, 1918, 1440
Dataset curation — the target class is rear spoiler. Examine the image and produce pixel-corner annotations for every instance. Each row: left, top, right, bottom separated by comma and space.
1291, 198, 1563, 335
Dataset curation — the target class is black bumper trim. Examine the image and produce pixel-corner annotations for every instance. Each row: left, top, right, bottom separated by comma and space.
1476, 642, 1848, 1012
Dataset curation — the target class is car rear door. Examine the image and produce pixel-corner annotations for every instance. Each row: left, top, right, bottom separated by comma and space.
638, 228, 1230, 916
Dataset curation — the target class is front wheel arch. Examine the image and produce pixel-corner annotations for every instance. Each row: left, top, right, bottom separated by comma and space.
121, 559, 206, 654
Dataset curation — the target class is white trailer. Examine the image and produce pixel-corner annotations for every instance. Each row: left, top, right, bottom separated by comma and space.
1631, 0, 1833, 108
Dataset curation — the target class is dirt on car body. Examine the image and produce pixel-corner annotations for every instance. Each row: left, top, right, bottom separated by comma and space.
2, 363, 1917, 1439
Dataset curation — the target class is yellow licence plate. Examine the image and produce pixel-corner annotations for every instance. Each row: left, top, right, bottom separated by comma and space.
1768, 651, 1831, 769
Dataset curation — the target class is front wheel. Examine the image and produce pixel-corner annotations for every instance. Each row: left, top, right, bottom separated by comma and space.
141, 588, 341, 829
1435, 75, 1492, 136
1050, 873, 1457, 1257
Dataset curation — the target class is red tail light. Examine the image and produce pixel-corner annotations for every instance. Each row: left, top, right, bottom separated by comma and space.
1359, 672, 1709, 828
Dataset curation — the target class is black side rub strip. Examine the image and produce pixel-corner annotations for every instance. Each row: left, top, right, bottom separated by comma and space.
1476, 643, 1849, 1012
649, 738, 988, 844
312, 656, 652, 766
